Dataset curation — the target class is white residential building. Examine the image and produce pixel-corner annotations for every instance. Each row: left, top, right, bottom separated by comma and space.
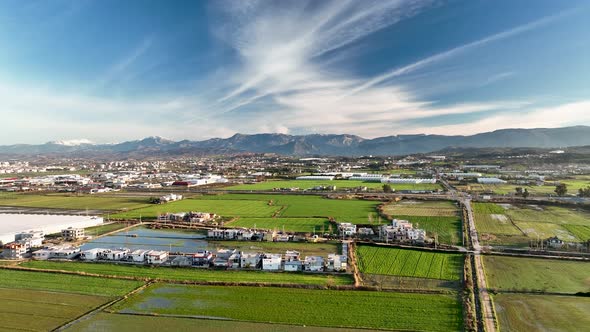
304, 256, 324, 272
80, 248, 106, 261
130, 249, 150, 262
62, 227, 85, 241
327, 254, 347, 272
338, 223, 357, 237
240, 252, 261, 269
146, 250, 168, 264
262, 253, 282, 271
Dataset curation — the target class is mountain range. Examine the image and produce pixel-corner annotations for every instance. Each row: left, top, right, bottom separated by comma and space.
1, 126, 589, 157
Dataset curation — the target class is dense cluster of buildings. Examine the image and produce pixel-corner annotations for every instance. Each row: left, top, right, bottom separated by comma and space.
296, 173, 437, 185
30, 245, 348, 273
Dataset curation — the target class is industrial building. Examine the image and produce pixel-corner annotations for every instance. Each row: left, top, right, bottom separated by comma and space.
0, 214, 103, 245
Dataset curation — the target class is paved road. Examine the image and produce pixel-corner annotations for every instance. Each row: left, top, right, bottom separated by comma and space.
463, 198, 497, 332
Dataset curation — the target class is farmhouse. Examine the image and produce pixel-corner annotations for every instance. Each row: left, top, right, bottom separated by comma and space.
327, 254, 347, 272
380, 219, 427, 243
80, 248, 106, 261
262, 253, 282, 271
357, 227, 375, 237
304, 256, 325, 272
159, 193, 183, 203
102, 248, 130, 261
3, 241, 27, 259
240, 252, 262, 269
62, 227, 85, 241
146, 250, 168, 264
129, 249, 150, 262
32, 246, 80, 260
193, 250, 213, 267
170, 255, 191, 266
284, 259, 303, 271
214, 249, 237, 268
338, 223, 357, 237
14, 230, 44, 248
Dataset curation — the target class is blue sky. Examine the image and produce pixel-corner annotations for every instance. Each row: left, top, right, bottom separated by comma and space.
0, 0, 589, 144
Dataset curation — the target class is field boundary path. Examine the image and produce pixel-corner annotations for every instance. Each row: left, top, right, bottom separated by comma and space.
463, 199, 498, 332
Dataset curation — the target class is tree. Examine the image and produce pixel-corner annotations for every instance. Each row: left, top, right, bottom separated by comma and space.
522, 188, 530, 199
515, 187, 523, 195
382, 184, 393, 193
578, 186, 590, 197
555, 183, 568, 196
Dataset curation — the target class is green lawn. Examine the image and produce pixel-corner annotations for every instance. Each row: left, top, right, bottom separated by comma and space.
225, 179, 441, 191
0, 194, 150, 211
356, 246, 463, 281
111, 284, 463, 331
19, 261, 353, 286
228, 217, 331, 233
495, 294, 590, 332
483, 255, 590, 293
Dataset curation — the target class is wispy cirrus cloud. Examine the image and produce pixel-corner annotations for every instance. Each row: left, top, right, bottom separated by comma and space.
199, 0, 583, 138
0, 0, 587, 144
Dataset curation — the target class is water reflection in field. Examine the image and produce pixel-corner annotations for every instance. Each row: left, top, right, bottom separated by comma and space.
81, 227, 209, 253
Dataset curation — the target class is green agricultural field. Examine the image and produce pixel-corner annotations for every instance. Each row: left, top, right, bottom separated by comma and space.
65, 312, 373, 332
272, 195, 381, 224
114, 194, 382, 224
112, 198, 281, 219
111, 284, 463, 331
396, 215, 462, 245
207, 240, 339, 257
20, 261, 353, 286
494, 294, 590, 332
228, 217, 331, 233
563, 224, 590, 241
0, 194, 150, 211
472, 203, 527, 246
382, 200, 459, 217
473, 202, 590, 246
0, 268, 143, 296
0, 288, 110, 332
381, 200, 462, 245
467, 179, 590, 195
225, 179, 441, 191
356, 246, 463, 281
483, 255, 590, 293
